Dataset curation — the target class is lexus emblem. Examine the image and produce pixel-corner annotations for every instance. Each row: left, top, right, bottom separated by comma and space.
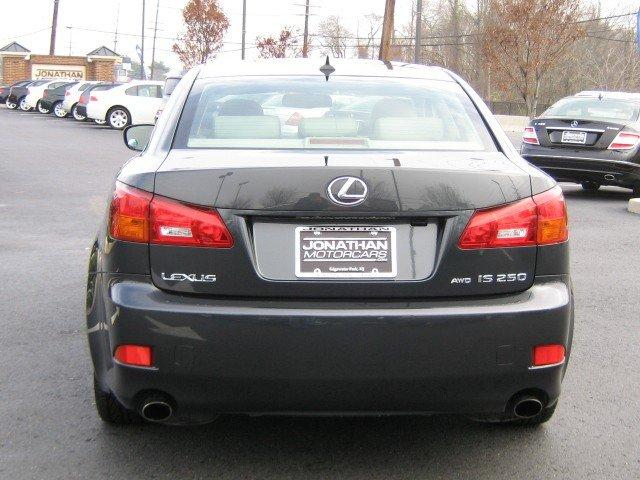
571, 120, 579, 127
327, 176, 368, 206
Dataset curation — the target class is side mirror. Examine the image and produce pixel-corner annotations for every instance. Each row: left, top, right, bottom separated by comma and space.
123, 124, 154, 152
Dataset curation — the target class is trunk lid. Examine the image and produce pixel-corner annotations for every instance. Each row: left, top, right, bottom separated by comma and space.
149, 150, 537, 299
533, 117, 629, 149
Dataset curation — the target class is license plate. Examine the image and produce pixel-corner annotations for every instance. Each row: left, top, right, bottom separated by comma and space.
295, 226, 397, 278
561, 130, 587, 144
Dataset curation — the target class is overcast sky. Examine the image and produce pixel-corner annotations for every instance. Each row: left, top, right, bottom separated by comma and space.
0, 0, 636, 73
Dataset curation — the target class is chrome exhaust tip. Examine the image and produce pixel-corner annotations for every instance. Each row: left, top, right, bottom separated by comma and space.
513, 397, 544, 419
140, 399, 173, 422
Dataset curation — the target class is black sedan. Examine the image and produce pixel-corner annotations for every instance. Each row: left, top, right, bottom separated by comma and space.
5, 79, 49, 111
39, 81, 77, 117
87, 59, 572, 427
521, 91, 640, 195
3, 80, 35, 109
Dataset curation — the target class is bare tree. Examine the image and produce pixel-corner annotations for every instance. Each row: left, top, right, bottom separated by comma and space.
481, 0, 588, 116
256, 28, 301, 58
317, 15, 353, 58
356, 13, 383, 59
172, 0, 229, 68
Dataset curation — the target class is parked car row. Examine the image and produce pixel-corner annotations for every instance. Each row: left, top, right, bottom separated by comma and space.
2, 78, 166, 129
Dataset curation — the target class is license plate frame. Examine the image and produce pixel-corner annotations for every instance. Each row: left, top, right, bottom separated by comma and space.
561, 130, 587, 144
294, 226, 397, 279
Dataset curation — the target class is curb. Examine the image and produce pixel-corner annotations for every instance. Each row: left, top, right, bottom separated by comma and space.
628, 198, 640, 214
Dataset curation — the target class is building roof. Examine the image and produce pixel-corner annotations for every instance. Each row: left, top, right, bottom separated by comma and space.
198, 58, 453, 82
0, 41, 30, 53
87, 46, 120, 57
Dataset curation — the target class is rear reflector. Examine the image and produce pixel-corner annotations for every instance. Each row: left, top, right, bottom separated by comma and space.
459, 186, 568, 249
90, 95, 98, 102
532, 344, 565, 367
108, 181, 234, 248
522, 126, 540, 145
608, 131, 640, 150
114, 345, 153, 367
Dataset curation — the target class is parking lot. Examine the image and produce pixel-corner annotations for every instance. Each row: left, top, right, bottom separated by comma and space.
0, 106, 639, 479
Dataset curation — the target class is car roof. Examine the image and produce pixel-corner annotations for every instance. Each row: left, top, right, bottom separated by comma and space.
198, 58, 453, 82
120, 80, 164, 86
573, 90, 640, 101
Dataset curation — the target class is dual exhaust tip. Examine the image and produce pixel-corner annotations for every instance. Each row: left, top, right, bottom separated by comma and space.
139, 392, 545, 423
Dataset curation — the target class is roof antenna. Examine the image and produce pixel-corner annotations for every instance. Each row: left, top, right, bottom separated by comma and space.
319, 56, 335, 81
598, 93, 603, 101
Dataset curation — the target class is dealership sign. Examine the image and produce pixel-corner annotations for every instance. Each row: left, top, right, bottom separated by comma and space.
31, 64, 86, 80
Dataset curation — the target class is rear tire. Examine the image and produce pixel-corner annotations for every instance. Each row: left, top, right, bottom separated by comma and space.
581, 181, 600, 192
93, 376, 142, 425
633, 185, 640, 197
52, 101, 67, 118
19, 97, 31, 111
6, 99, 17, 109
37, 100, 50, 114
71, 104, 86, 121
107, 106, 131, 129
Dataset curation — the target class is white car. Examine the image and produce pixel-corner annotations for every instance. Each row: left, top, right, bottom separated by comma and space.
86, 80, 164, 129
24, 80, 70, 112
62, 81, 102, 120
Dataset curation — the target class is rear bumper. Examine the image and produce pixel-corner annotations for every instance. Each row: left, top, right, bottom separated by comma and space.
86, 103, 106, 121
88, 274, 573, 423
522, 150, 640, 187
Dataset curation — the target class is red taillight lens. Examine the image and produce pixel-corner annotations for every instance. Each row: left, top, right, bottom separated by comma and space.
90, 95, 98, 102
522, 126, 540, 145
43, 91, 48, 98
114, 345, 153, 367
150, 195, 233, 248
532, 344, 565, 367
459, 186, 568, 249
108, 182, 233, 247
109, 182, 152, 243
608, 131, 640, 150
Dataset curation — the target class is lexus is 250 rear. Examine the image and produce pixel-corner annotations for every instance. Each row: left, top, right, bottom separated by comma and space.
86, 58, 573, 427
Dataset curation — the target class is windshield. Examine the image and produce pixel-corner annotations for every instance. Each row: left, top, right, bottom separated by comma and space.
173, 76, 496, 151
543, 98, 640, 122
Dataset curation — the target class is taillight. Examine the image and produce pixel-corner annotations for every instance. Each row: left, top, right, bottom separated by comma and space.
459, 186, 568, 249
522, 126, 540, 145
65, 90, 70, 96
286, 112, 303, 126
109, 182, 152, 243
90, 95, 98, 102
150, 195, 233, 248
108, 182, 233, 248
608, 131, 640, 150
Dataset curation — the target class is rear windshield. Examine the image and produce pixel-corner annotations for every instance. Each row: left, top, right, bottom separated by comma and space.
174, 76, 496, 151
543, 98, 640, 122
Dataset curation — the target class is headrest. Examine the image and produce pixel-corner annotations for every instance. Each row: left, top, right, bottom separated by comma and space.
372, 117, 445, 141
298, 118, 359, 138
219, 98, 264, 116
213, 116, 281, 139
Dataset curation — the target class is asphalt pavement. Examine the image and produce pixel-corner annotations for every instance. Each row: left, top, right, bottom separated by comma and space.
0, 107, 639, 479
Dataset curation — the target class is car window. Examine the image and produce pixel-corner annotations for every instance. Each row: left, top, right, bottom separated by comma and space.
137, 85, 162, 98
126, 86, 138, 96
78, 83, 94, 91
174, 76, 496, 151
543, 98, 640, 122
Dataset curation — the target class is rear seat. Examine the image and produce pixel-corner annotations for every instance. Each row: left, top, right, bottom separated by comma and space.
298, 118, 359, 138
373, 117, 445, 141
213, 116, 281, 139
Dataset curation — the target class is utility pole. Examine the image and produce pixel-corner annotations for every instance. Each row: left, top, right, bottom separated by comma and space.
302, 0, 310, 58
379, 0, 395, 61
150, 0, 160, 79
49, 0, 60, 55
414, 0, 422, 63
241, 0, 247, 59
140, 0, 146, 80
114, 1, 120, 53
66, 26, 72, 55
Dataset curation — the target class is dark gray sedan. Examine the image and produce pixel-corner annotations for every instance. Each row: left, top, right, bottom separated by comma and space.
87, 59, 572, 427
